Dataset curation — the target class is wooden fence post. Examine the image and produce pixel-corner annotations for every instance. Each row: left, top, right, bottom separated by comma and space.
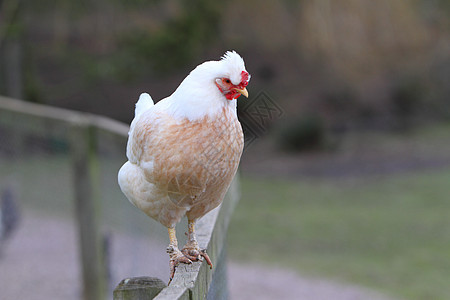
70, 121, 106, 300
113, 277, 167, 300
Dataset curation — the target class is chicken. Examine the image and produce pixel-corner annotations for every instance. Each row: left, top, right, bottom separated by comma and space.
118, 51, 250, 282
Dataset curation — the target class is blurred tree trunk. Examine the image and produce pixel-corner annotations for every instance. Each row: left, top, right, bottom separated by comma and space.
3, 37, 23, 99
53, 0, 70, 52
0, 0, 24, 99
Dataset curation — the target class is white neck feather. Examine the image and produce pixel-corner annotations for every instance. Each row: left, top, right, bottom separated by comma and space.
157, 61, 238, 121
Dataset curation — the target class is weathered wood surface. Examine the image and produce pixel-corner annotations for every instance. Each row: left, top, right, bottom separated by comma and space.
114, 277, 167, 300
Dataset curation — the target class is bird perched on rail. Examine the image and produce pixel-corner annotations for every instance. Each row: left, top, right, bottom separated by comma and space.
118, 51, 250, 282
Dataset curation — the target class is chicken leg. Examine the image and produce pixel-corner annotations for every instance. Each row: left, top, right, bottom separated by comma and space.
181, 219, 213, 268
166, 227, 191, 283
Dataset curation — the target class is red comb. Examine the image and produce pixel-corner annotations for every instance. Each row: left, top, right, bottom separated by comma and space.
241, 71, 249, 83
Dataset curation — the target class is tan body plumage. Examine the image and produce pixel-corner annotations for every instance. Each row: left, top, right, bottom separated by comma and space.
118, 106, 243, 228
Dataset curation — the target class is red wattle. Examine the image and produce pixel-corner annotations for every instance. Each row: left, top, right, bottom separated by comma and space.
225, 91, 240, 100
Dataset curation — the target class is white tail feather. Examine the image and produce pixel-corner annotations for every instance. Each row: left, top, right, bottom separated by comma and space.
126, 93, 154, 158
135, 93, 154, 118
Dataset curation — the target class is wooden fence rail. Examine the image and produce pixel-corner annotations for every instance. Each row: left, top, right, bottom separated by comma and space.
0, 96, 240, 300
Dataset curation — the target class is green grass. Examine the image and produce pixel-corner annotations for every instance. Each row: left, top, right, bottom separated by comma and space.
228, 171, 450, 300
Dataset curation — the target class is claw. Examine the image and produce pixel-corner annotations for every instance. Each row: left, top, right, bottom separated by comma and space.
181, 247, 213, 269
169, 255, 192, 283
201, 249, 213, 269
181, 248, 201, 261
167, 245, 192, 284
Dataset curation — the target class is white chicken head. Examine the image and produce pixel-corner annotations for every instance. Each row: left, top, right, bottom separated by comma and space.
214, 51, 250, 100
167, 51, 250, 120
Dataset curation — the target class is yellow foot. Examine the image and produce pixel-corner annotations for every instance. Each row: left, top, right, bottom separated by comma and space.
167, 245, 192, 283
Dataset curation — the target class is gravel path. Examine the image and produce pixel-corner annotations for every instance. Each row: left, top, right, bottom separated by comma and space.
0, 212, 395, 300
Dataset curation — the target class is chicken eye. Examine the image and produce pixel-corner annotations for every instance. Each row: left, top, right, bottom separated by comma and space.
224, 78, 231, 84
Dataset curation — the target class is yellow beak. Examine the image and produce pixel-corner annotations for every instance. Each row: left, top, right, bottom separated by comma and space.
235, 87, 249, 98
